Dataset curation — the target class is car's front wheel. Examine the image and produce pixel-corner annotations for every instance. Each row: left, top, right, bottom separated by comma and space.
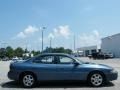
21, 73, 36, 88
88, 72, 105, 87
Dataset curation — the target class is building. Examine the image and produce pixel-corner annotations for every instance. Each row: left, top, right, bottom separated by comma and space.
101, 33, 120, 58
77, 45, 100, 57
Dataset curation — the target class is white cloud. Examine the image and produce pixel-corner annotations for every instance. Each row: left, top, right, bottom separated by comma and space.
38, 37, 48, 44
15, 25, 39, 39
50, 25, 71, 39
53, 28, 59, 37
59, 25, 71, 38
24, 26, 39, 34
48, 33, 54, 39
93, 30, 99, 37
16, 32, 26, 39
78, 30, 101, 47
35, 25, 72, 49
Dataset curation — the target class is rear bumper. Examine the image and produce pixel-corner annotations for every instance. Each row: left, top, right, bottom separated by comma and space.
106, 71, 118, 81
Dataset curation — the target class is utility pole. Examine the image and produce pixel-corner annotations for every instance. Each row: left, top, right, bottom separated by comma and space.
42, 29, 43, 52
50, 37, 52, 53
25, 41, 28, 53
0, 41, 1, 49
41, 27, 46, 53
74, 35, 76, 52
50, 37, 52, 48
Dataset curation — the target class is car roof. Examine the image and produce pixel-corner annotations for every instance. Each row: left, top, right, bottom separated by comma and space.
40, 53, 70, 56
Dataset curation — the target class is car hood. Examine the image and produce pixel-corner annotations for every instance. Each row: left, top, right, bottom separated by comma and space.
11, 59, 27, 64
81, 62, 113, 70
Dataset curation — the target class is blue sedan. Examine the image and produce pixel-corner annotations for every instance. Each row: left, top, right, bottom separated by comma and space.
8, 53, 118, 88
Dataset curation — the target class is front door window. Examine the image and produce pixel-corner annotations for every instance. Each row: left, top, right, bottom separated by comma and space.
56, 55, 74, 64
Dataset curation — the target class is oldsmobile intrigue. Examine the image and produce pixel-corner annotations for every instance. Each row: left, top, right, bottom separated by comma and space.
8, 53, 118, 87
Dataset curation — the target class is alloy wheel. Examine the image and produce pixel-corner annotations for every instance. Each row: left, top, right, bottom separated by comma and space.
90, 73, 103, 86
23, 75, 35, 87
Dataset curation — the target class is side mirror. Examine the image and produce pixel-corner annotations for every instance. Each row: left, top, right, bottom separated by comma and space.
74, 62, 79, 66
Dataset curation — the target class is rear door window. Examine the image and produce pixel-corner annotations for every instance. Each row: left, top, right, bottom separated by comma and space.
33, 55, 54, 64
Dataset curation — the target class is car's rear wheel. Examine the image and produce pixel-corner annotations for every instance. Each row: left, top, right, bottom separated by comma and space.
88, 72, 105, 87
20, 73, 36, 88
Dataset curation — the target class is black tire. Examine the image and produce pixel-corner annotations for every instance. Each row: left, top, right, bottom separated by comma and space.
20, 73, 36, 88
87, 72, 106, 87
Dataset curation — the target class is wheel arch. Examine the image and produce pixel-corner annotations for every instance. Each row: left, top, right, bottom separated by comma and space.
19, 71, 37, 81
87, 70, 106, 81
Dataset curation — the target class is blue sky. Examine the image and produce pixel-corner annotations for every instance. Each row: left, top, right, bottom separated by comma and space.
0, 0, 120, 51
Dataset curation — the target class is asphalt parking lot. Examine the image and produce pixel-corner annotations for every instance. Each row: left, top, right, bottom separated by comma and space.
0, 57, 120, 90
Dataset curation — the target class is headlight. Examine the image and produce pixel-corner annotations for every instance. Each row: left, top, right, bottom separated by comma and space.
110, 69, 117, 73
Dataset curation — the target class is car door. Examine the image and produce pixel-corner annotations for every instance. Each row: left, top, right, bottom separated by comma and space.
71, 64, 88, 80
55, 55, 76, 80
32, 55, 57, 80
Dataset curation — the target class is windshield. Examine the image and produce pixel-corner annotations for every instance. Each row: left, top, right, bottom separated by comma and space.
70, 55, 84, 64
75, 58, 84, 64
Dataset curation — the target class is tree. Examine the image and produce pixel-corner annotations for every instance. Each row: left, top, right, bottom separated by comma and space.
31, 50, 41, 56
14, 47, 24, 57
43, 47, 73, 54
6, 46, 14, 58
65, 49, 72, 54
0, 48, 6, 58
43, 47, 52, 53
24, 48, 29, 53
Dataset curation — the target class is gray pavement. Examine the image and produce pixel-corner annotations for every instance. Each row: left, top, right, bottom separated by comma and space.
0, 58, 120, 90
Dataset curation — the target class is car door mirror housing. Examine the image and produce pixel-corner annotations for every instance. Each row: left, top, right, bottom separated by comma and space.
74, 62, 79, 66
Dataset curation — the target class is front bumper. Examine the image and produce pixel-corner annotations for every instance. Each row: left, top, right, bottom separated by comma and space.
106, 71, 118, 81
8, 70, 19, 81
